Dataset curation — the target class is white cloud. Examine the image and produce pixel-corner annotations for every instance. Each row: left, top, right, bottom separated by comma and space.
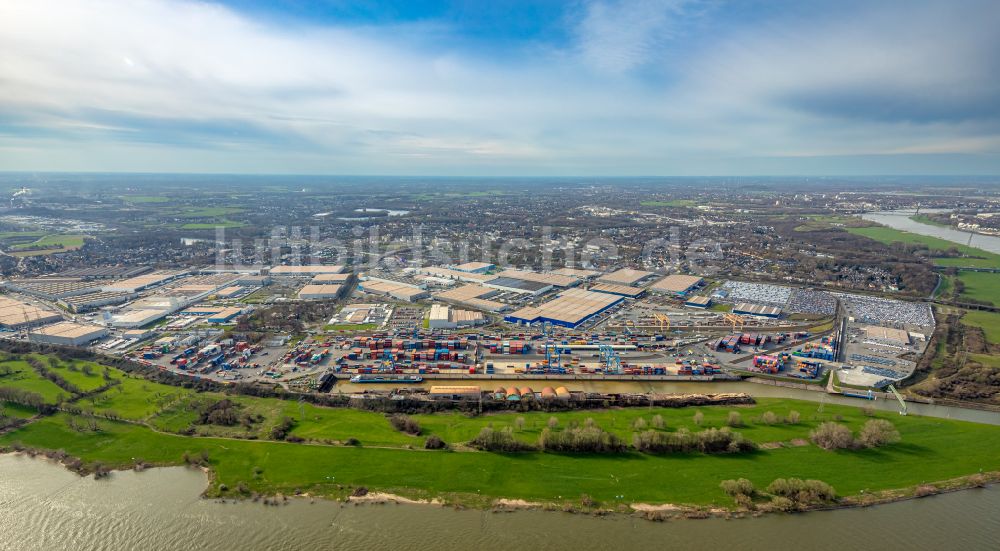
0, 0, 997, 175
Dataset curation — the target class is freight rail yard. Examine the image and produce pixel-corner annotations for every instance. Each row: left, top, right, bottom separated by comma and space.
0, 259, 935, 404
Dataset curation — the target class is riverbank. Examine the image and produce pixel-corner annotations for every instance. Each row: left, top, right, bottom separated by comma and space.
3, 453, 999, 551
3, 394, 1000, 514
3, 353, 1000, 517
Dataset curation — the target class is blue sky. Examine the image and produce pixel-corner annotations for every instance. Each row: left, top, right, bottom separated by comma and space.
1, 0, 998, 176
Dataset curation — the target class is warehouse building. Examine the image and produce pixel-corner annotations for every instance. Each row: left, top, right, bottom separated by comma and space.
0, 296, 63, 329
358, 280, 429, 302
483, 276, 552, 296
214, 286, 246, 298
28, 321, 108, 347
207, 307, 244, 324
101, 270, 186, 293
550, 267, 601, 279
428, 304, 486, 329
298, 284, 344, 300
733, 302, 782, 318
495, 269, 579, 288
863, 325, 911, 346
311, 273, 352, 284
451, 261, 495, 274
433, 284, 508, 312
110, 309, 168, 328
2, 279, 104, 300
684, 295, 712, 309
505, 288, 623, 328
415, 266, 498, 284
268, 265, 344, 277
588, 282, 646, 298
650, 274, 704, 297
59, 291, 134, 313
55, 266, 152, 280
598, 268, 656, 286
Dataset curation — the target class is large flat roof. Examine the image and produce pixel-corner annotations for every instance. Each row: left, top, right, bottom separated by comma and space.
588, 282, 646, 298
418, 267, 497, 282
311, 273, 352, 283
650, 274, 704, 293
507, 288, 622, 326
495, 269, 578, 288
550, 267, 601, 278
433, 284, 497, 302
29, 321, 105, 339
0, 296, 62, 327
452, 261, 494, 272
598, 268, 655, 285
269, 265, 344, 275
298, 284, 342, 297
487, 277, 551, 292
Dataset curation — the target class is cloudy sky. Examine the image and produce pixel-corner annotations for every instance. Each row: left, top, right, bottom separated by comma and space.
1, 0, 999, 175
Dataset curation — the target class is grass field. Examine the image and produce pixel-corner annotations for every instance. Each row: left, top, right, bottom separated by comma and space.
910, 214, 950, 227
640, 199, 696, 207
847, 226, 1000, 269
4, 234, 89, 256
3, 400, 1000, 508
177, 207, 245, 218
4, 352, 1000, 509
961, 310, 1000, 343
181, 221, 246, 229
955, 270, 1000, 305
0, 360, 70, 403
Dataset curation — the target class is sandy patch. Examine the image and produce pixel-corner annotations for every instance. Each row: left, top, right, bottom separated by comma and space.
347, 492, 442, 506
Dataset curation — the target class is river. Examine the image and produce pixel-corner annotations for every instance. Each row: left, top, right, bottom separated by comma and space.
1, 454, 998, 551
861, 209, 1000, 254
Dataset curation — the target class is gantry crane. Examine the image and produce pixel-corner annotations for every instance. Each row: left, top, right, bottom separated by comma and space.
723, 312, 746, 333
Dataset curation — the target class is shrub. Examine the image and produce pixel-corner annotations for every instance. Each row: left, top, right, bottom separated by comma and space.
766, 478, 837, 504
651, 414, 665, 429
693, 411, 704, 426
761, 411, 778, 425
857, 419, 900, 448
786, 411, 800, 425
270, 416, 295, 440
344, 437, 361, 446
633, 417, 647, 430
514, 417, 526, 431
470, 427, 535, 452
769, 496, 795, 511
726, 411, 743, 427
720, 478, 755, 498
389, 414, 421, 435
539, 426, 626, 453
633, 427, 755, 455
424, 435, 447, 449
547, 417, 559, 429
810, 422, 854, 450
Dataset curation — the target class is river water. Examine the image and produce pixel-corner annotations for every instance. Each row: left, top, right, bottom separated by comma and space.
860, 209, 1000, 254
1, 454, 998, 551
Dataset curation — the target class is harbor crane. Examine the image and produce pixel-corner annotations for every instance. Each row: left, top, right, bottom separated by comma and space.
599, 344, 621, 374
723, 312, 746, 333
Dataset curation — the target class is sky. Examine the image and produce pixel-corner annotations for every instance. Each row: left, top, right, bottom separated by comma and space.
1, 0, 999, 176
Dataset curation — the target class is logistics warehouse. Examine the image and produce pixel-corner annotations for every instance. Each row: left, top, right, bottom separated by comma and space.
504, 288, 623, 328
